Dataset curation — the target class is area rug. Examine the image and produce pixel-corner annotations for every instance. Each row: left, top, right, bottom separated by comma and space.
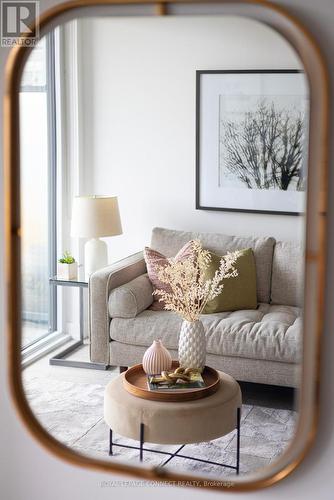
23, 373, 297, 477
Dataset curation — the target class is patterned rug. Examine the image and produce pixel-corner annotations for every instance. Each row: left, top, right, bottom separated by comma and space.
23, 374, 297, 477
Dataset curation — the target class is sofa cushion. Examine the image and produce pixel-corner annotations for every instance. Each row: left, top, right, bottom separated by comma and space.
151, 227, 275, 303
110, 304, 302, 364
108, 274, 153, 318
271, 241, 304, 307
203, 248, 257, 313
144, 240, 195, 311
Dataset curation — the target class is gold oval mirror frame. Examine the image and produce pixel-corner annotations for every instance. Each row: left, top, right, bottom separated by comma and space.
4, 0, 329, 491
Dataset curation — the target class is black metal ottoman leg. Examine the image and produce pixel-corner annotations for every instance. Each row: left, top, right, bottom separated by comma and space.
139, 423, 144, 462
236, 407, 241, 475
109, 429, 113, 456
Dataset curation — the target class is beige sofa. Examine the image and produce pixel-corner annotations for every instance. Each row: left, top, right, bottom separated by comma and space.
89, 227, 304, 387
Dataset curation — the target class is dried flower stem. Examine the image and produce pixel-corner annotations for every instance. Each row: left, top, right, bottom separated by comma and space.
153, 240, 239, 322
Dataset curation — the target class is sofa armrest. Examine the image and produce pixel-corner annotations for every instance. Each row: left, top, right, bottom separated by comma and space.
108, 274, 153, 319
89, 251, 146, 364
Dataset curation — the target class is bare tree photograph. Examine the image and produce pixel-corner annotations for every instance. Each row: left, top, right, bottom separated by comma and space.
219, 95, 307, 191
196, 70, 309, 214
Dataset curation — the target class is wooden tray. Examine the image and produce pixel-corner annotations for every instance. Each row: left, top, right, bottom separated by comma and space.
123, 361, 220, 402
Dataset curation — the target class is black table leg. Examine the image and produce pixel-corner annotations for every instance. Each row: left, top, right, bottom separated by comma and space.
236, 407, 241, 475
109, 429, 113, 456
139, 423, 144, 462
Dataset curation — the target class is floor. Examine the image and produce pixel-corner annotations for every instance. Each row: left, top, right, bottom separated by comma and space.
22, 343, 297, 478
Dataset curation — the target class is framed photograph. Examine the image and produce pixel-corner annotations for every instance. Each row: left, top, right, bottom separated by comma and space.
196, 70, 309, 215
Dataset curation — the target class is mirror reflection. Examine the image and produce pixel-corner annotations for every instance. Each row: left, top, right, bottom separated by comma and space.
20, 15, 308, 479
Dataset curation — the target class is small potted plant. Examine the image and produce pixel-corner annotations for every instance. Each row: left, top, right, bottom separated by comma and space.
57, 251, 78, 280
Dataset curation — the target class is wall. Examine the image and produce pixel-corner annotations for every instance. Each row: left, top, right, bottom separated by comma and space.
78, 15, 305, 262
1, 1, 334, 499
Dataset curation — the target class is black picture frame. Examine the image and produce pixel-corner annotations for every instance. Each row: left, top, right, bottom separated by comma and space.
195, 69, 306, 216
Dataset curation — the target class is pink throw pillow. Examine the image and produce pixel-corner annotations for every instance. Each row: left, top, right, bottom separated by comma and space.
144, 241, 196, 311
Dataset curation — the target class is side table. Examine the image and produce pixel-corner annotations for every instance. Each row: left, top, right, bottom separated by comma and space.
49, 273, 109, 370
104, 371, 242, 474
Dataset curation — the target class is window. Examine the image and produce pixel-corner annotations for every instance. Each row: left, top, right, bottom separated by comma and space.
20, 33, 57, 349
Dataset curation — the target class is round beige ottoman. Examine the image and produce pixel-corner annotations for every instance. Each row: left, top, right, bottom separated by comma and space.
104, 370, 242, 472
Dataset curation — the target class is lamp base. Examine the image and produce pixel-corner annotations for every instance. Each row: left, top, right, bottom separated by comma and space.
85, 238, 108, 279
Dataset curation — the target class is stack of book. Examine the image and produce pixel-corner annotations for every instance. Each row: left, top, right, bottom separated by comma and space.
147, 371, 205, 391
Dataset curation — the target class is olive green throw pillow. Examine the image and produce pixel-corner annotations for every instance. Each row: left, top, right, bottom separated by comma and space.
203, 248, 257, 313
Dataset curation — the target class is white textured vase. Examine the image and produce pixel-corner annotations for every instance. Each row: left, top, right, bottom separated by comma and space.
178, 319, 206, 372
142, 340, 172, 375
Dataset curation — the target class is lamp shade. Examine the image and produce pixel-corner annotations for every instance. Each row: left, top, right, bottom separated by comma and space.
71, 196, 122, 239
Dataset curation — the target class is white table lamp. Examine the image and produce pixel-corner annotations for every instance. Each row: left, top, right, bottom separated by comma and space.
71, 196, 122, 279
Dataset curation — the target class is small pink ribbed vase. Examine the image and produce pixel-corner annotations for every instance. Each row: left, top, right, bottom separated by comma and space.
142, 340, 172, 375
